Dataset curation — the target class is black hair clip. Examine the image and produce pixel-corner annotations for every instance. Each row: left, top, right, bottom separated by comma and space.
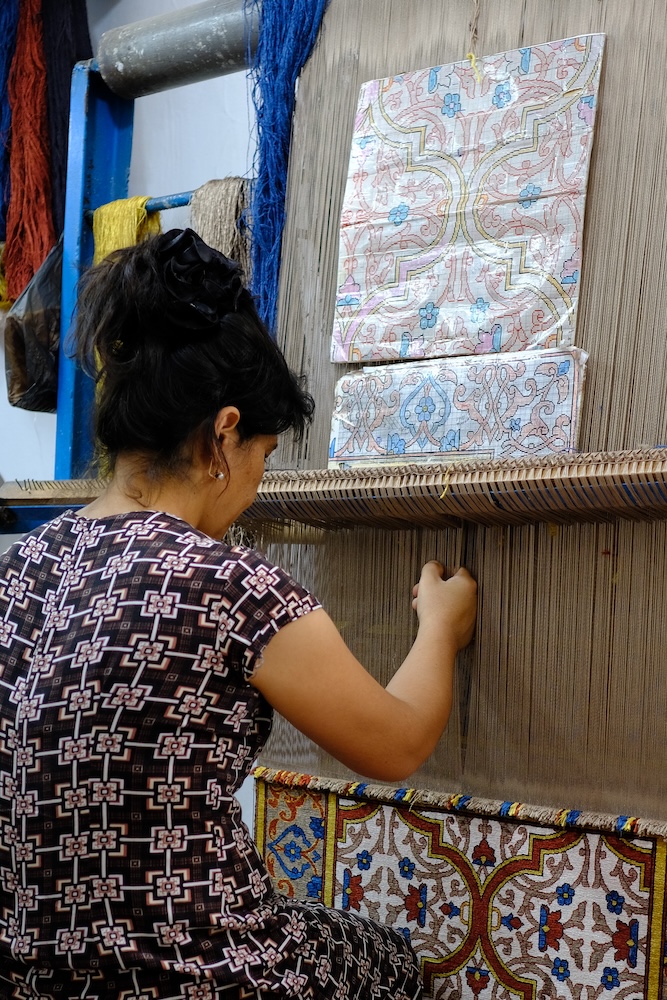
156, 228, 244, 333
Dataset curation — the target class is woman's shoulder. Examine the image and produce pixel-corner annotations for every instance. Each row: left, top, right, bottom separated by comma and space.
0, 508, 297, 591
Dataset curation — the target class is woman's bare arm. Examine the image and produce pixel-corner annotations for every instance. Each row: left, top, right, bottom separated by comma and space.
250, 563, 477, 781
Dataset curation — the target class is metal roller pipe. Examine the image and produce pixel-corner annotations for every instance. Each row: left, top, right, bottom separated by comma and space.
96, 0, 257, 99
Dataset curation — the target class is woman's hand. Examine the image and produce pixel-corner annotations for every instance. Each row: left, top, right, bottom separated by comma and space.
412, 562, 477, 651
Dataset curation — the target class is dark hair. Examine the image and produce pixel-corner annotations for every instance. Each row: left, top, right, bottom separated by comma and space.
75, 229, 314, 474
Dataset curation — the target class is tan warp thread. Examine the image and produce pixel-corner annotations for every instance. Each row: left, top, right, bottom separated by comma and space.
254, 0, 667, 821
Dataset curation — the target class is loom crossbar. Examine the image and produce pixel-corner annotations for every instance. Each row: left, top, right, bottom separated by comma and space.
4, 450, 667, 532
96, 0, 257, 100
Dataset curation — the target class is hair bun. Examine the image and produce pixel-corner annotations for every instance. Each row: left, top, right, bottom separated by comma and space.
156, 228, 245, 334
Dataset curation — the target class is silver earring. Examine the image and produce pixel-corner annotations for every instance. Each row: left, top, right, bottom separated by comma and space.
208, 459, 225, 481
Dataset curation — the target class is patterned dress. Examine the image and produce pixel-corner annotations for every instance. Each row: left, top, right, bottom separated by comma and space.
0, 510, 422, 1000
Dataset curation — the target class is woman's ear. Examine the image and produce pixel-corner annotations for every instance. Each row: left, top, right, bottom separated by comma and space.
214, 406, 241, 439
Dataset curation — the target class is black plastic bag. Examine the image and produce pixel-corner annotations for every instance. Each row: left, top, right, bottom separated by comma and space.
4, 237, 62, 412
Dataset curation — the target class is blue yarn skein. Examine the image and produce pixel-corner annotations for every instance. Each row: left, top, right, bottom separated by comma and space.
245, 0, 329, 336
0, 0, 20, 243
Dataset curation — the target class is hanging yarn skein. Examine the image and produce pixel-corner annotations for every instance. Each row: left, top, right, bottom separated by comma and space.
92, 197, 161, 265
244, 0, 329, 334
41, 0, 93, 236
5, 0, 56, 301
190, 178, 251, 279
0, 0, 20, 244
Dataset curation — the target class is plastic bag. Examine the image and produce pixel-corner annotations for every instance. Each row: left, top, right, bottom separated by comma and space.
4, 237, 62, 412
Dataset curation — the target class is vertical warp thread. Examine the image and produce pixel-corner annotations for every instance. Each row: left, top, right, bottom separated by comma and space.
0, 0, 20, 243
41, 0, 93, 236
264, 0, 667, 818
244, 0, 329, 334
5, 0, 56, 300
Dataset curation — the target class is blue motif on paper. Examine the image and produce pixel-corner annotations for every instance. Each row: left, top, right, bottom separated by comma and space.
518, 183, 542, 209
601, 968, 620, 991
441, 429, 460, 450
400, 377, 452, 441
419, 301, 439, 329
442, 93, 462, 118
388, 433, 406, 455
389, 202, 409, 225
470, 297, 490, 322
492, 81, 512, 109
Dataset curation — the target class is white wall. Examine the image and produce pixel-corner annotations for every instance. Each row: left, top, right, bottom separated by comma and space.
0, 0, 254, 486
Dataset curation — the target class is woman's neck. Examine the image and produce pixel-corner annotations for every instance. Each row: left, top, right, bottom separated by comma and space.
77, 453, 206, 529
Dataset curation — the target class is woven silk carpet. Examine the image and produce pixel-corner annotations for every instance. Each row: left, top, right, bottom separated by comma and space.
254, 771, 667, 998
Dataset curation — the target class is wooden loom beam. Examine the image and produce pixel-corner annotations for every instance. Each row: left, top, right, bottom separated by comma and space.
3, 448, 667, 531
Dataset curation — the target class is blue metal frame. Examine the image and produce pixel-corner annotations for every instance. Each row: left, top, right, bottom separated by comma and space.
0, 505, 84, 536
146, 191, 193, 212
55, 61, 134, 479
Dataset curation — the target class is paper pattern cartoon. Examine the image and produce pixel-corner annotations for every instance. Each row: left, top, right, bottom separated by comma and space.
332, 36, 604, 363
328, 348, 587, 467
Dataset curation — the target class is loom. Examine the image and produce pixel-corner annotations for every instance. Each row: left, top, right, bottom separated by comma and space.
3, 1, 667, 993
248, 0, 667, 827
2, 0, 667, 822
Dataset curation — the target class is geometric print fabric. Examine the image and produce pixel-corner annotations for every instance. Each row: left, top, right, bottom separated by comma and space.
255, 775, 667, 999
0, 511, 419, 999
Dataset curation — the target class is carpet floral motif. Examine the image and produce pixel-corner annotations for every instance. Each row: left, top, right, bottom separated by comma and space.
328, 348, 586, 467
332, 35, 604, 363
255, 777, 667, 999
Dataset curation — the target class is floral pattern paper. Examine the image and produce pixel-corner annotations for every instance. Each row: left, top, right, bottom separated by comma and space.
332, 35, 604, 363
328, 347, 587, 467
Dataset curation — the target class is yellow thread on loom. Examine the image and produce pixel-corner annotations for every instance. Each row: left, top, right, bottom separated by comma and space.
92, 196, 161, 265
467, 52, 483, 84
648, 838, 667, 999
440, 470, 452, 500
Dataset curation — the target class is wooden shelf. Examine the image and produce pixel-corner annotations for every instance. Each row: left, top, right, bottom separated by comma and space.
4, 450, 667, 530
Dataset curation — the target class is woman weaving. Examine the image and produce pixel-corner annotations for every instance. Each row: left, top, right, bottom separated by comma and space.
0, 230, 477, 999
